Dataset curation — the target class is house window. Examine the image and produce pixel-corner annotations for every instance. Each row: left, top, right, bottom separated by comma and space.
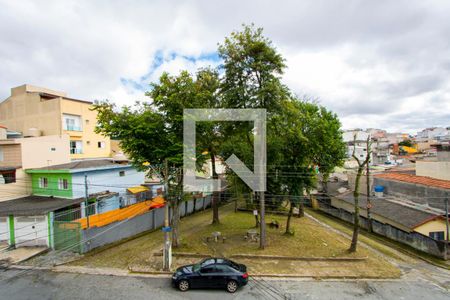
58, 178, 68, 190
0, 170, 16, 184
0, 147, 3, 161
98, 141, 105, 148
119, 171, 125, 177
70, 140, 83, 154
50, 147, 56, 151
63, 114, 82, 131
39, 177, 48, 188
429, 231, 445, 241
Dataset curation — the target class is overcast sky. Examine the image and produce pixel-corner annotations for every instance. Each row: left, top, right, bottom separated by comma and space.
1, 0, 449, 133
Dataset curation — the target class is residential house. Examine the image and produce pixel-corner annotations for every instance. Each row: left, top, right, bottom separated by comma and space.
0, 125, 70, 201
0, 84, 111, 159
0, 159, 152, 249
320, 171, 450, 258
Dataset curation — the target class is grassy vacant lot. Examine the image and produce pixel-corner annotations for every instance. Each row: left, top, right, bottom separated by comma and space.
70, 204, 400, 278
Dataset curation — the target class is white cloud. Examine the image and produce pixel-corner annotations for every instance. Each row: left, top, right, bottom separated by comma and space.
0, 0, 449, 133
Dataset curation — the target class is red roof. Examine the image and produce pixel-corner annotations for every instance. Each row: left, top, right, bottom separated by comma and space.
375, 173, 450, 190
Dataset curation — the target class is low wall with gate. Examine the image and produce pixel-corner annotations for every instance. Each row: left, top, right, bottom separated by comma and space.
79, 195, 212, 253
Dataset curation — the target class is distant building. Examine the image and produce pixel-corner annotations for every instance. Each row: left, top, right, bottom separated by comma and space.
416, 127, 449, 142
0, 84, 112, 159
343, 130, 370, 160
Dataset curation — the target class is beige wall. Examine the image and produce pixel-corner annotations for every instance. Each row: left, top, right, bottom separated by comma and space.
110, 140, 128, 160
414, 219, 448, 240
0, 143, 22, 167
416, 161, 450, 180
0, 135, 70, 169
0, 168, 31, 202
0, 86, 62, 136
61, 99, 111, 159
19, 135, 70, 169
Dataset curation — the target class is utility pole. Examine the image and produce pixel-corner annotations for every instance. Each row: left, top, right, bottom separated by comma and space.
366, 135, 373, 233
445, 196, 449, 260
163, 158, 171, 271
84, 173, 90, 228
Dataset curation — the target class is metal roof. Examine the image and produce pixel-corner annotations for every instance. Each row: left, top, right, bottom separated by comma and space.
335, 192, 441, 230
0, 195, 84, 216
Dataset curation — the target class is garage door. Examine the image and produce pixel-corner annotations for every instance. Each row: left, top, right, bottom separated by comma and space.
0, 217, 8, 242
14, 216, 48, 247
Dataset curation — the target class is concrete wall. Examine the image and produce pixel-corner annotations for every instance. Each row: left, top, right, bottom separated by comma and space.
80, 196, 212, 253
318, 200, 449, 258
437, 151, 450, 162
373, 177, 448, 211
347, 172, 373, 196
416, 161, 450, 180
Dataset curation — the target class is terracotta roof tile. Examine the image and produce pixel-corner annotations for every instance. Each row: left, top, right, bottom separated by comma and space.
374, 173, 450, 190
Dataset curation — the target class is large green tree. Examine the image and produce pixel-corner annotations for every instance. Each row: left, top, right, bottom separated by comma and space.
218, 24, 289, 248
275, 99, 346, 232
93, 68, 220, 247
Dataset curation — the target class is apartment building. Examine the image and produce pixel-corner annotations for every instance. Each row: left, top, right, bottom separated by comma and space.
0, 84, 111, 159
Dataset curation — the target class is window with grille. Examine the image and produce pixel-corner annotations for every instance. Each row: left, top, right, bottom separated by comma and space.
58, 178, 69, 190
39, 177, 48, 188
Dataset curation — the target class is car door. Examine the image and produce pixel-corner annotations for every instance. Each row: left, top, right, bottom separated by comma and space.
214, 264, 231, 287
198, 265, 218, 288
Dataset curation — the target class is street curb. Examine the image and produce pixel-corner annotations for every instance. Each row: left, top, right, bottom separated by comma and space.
230, 254, 368, 261
8, 264, 402, 281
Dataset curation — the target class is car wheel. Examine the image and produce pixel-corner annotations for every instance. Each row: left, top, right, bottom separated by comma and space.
178, 280, 189, 292
226, 280, 238, 293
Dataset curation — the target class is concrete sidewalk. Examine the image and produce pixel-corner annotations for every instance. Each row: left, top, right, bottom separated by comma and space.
0, 247, 48, 265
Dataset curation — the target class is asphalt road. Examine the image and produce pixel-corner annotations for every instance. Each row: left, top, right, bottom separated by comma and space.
0, 269, 449, 300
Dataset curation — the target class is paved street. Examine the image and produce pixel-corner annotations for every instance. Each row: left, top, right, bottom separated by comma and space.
0, 269, 448, 300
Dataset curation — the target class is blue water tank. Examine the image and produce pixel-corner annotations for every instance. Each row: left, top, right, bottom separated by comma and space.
374, 185, 385, 192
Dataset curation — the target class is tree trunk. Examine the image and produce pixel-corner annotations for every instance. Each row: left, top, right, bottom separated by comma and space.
349, 168, 363, 252
298, 202, 305, 218
211, 153, 220, 224
285, 203, 294, 234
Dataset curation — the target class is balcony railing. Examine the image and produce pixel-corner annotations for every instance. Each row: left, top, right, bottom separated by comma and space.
65, 125, 82, 131
70, 148, 83, 154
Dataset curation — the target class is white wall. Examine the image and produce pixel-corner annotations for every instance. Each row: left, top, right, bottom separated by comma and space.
71, 167, 146, 199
